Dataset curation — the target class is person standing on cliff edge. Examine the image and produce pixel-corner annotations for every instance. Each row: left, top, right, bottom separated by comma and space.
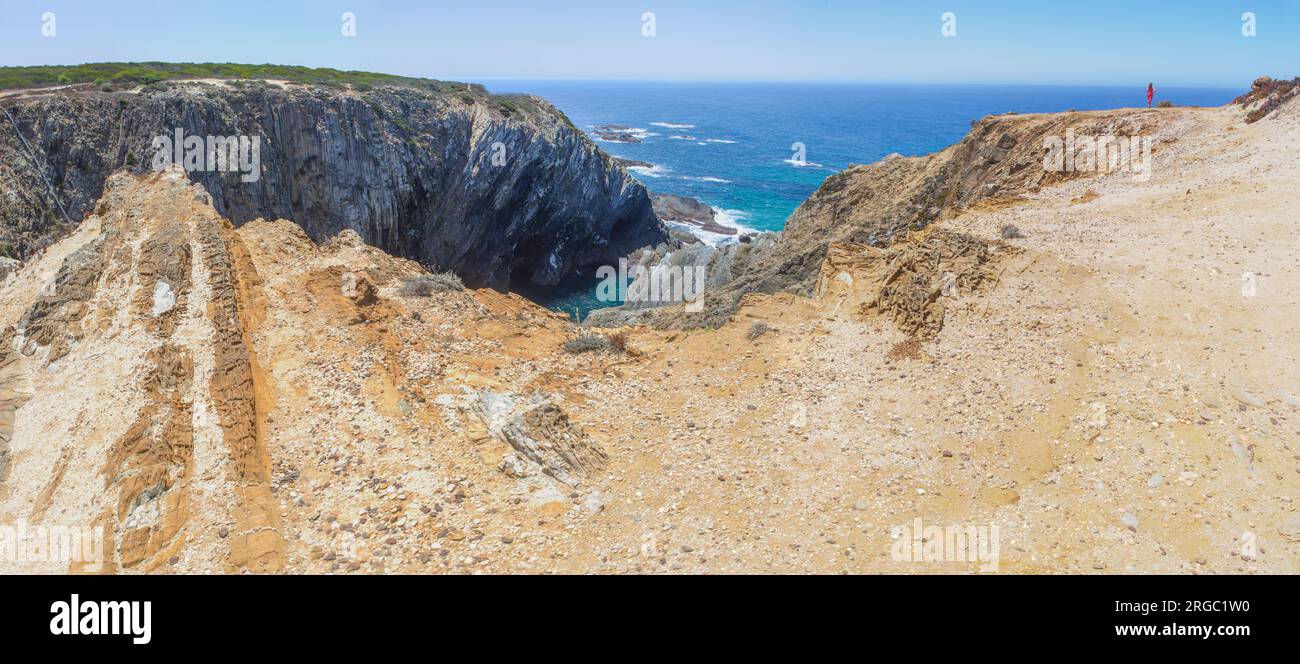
1147, 82, 1155, 108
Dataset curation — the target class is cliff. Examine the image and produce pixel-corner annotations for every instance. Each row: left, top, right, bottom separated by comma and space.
0, 73, 665, 289
3, 82, 1299, 574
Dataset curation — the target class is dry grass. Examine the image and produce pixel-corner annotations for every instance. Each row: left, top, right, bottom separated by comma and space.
886, 339, 923, 361
563, 331, 629, 355
400, 272, 463, 296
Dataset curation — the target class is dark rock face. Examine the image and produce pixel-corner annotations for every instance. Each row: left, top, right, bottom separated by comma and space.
0, 82, 666, 289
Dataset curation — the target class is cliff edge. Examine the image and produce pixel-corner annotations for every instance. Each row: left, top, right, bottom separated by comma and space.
0, 66, 666, 290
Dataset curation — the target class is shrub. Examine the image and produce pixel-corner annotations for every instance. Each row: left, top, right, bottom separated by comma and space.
1000, 224, 1025, 239
562, 332, 633, 355
400, 272, 463, 296
747, 321, 771, 341
563, 334, 612, 354
1156, 100, 1174, 108
605, 330, 628, 353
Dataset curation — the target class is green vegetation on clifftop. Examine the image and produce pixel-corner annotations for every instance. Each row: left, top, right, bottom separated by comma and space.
0, 62, 478, 95
0, 62, 578, 129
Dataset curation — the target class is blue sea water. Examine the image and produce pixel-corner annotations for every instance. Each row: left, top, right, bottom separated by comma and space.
479, 81, 1240, 315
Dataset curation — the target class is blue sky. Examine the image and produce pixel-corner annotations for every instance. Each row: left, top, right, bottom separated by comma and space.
1, 0, 1296, 87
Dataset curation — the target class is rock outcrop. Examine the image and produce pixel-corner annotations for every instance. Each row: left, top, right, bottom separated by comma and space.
474, 391, 608, 487
649, 192, 737, 236
0, 78, 666, 290
0, 167, 285, 572
1234, 75, 1300, 123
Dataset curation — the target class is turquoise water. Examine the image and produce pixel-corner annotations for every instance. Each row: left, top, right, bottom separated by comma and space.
479, 81, 1240, 316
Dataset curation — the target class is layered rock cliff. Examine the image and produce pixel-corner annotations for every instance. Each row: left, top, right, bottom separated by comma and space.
0, 78, 666, 289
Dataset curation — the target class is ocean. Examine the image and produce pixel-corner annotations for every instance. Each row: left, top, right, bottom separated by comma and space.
479, 81, 1240, 315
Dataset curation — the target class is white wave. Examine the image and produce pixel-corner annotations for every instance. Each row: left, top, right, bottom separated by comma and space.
626, 163, 671, 178
651, 122, 696, 129
701, 138, 737, 144
680, 175, 733, 184
783, 158, 825, 168
661, 203, 759, 247
670, 135, 697, 141
713, 208, 757, 233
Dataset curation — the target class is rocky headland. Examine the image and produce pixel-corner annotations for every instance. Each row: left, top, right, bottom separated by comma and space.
0, 71, 666, 290
2, 75, 1299, 574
